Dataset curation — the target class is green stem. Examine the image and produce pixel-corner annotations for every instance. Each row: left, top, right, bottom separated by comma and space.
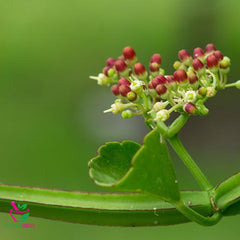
0, 182, 239, 226
167, 135, 212, 191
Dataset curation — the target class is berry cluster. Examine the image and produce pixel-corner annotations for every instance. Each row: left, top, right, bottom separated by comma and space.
90, 44, 233, 123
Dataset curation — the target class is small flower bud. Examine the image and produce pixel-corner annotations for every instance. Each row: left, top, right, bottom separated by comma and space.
119, 84, 131, 97
206, 54, 218, 69
173, 69, 188, 82
184, 103, 196, 114
118, 77, 130, 86
152, 75, 167, 88
184, 90, 197, 103
198, 87, 207, 96
106, 58, 116, 67
148, 81, 154, 89
156, 109, 169, 121
205, 43, 216, 53
153, 101, 168, 112
150, 54, 161, 64
206, 87, 216, 97
156, 84, 167, 95
121, 110, 133, 119
173, 61, 182, 70
103, 66, 111, 76
104, 102, 127, 114
166, 75, 177, 89
90, 73, 111, 85
134, 62, 146, 75
111, 84, 120, 96
219, 56, 230, 69
193, 47, 204, 59
178, 49, 192, 65
166, 75, 175, 83
213, 50, 223, 61
192, 58, 204, 71
114, 60, 128, 72
107, 68, 116, 77
123, 46, 136, 60
127, 91, 137, 102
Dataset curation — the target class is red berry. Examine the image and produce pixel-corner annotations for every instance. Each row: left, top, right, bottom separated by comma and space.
205, 43, 216, 53
206, 54, 218, 68
156, 84, 167, 95
148, 81, 154, 89
134, 62, 146, 75
106, 58, 116, 67
150, 54, 161, 64
118, 78, 130, 86
114, 60, 127, 72
178, 49, 191, 61
111, 84, 120, 96
152, 75, 167, 88
166, 75, 175, 83
119, 85, 131, 97
192, 58, 204, 71
149, 62, 159, 72
123, 46, 136, 60
193, 47, 204, 58
188, 73, 198, 84
103, 66, 111, 76
173, 69, 188, 82
184, 103, 196, 114
213, 50, 223, 61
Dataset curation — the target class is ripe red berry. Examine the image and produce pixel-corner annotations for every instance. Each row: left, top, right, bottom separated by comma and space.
156, 84, 167, 95
106, 58, 116, 67
178, 49, 191, 61
184, 103, 197, 114
119, 85, 131, 97
205, 43, 216, 53
150, 54, 161, 64
118, 78, 130, 86
206, 54, 218, 68
193, 47, 204, 58
123, 46, 136, 60
188, 73, 198, 84
173, 69, 188, 82
114, 60, 127, 72
152, 75, 167, 88
213, 50, 223, 61
111, 84, 120, 96
134, 62, 146, 75
192, 58, 204, 71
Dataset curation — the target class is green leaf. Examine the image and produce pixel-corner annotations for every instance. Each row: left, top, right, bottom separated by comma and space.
89, 129, 180, 202
20, 212, 30, 222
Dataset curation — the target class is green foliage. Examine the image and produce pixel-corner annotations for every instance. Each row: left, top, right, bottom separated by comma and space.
89, 129, 180, 202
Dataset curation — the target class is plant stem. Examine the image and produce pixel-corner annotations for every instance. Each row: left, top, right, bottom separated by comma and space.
167, 135, 213, 191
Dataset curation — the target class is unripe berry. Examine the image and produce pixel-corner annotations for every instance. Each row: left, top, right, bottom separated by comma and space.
156, 84, 167, 95
106, 58, 116, 67
119, 85, 131, 97
193, 47, 204, 58
114, 60, 128, 72
173, 61, 182, 70
152, 75, 167, 88
118, 77, 130, 86
213, 50, 223, 61
134, 62, 146, 75
121, 110, 133, 119
184, 103, 196, 115
123, 46, 136, 60
205, 43, 216, 53
111, 84, 120, 96
219, 56, 230, 69
198, 87, 207, 96
206, 54, 218, 68
150, 54, 161, 64
192, 58, 204, 71
173, 69, 188, 82
127, 91, 137, 102
188, 73, 198, 84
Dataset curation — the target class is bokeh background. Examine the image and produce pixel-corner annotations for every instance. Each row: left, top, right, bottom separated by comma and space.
0, 0, 240, 239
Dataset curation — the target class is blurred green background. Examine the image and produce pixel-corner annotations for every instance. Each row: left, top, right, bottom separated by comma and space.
0, 0, 240, 239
